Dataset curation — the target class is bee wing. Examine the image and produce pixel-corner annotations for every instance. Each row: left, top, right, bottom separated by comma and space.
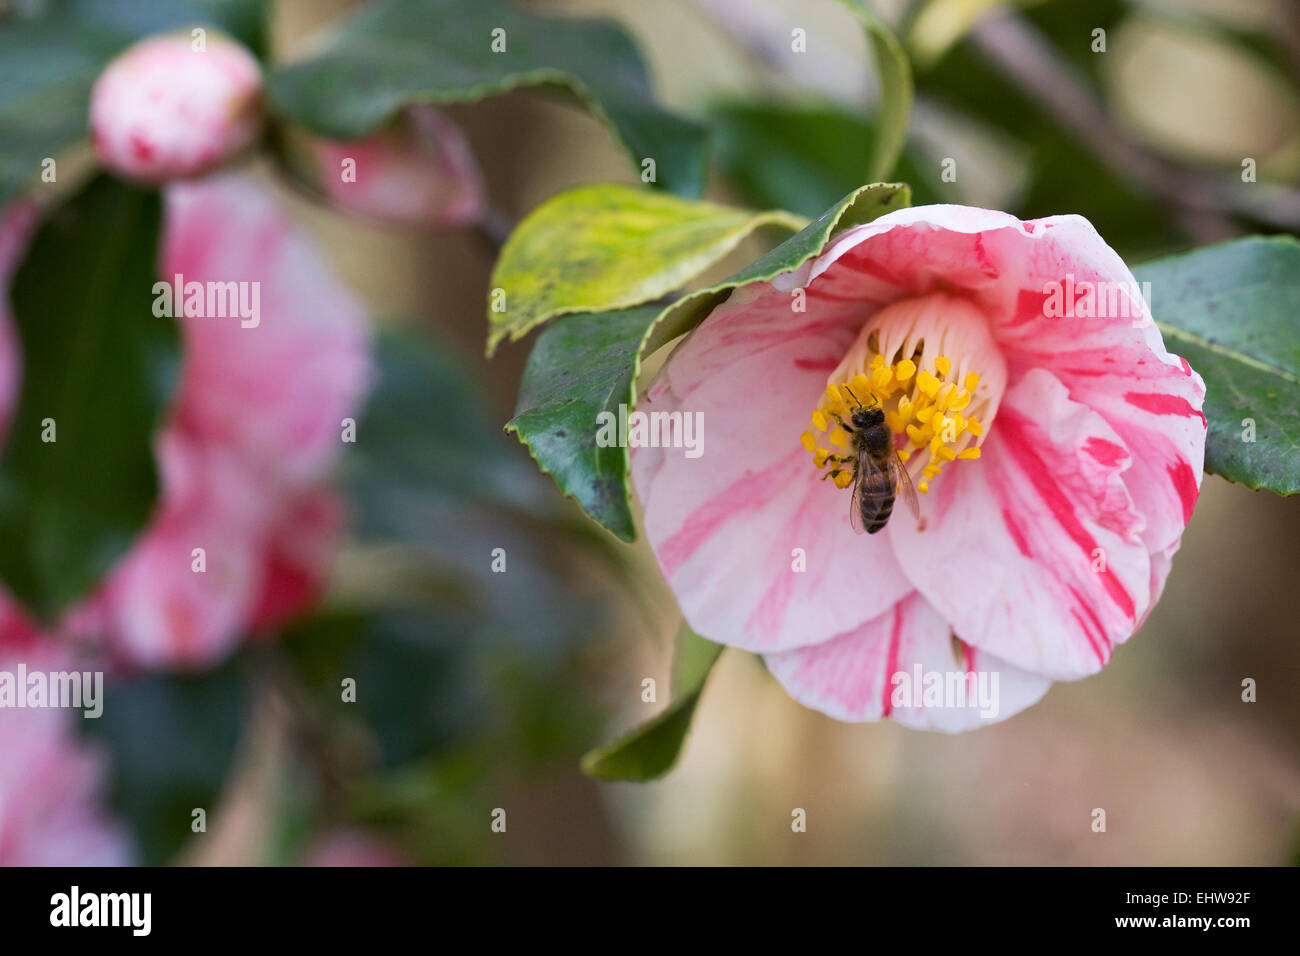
850, 448, 890, 535
891, 450, 921, 522
847, 454, 865, 535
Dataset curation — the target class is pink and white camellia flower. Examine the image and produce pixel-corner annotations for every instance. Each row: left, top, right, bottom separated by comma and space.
631, 205, 1206, 730
0, 175, 370, 669
89, 32, 263, 182
312, 105, 485, 228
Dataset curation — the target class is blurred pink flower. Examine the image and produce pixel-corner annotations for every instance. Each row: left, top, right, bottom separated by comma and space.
0, 636, 133, 866
632, 205, 1206, 730
1, 175, 370, 668
301, 828, 409, 867
89, 33, 262, 183
313, 106, 484, 227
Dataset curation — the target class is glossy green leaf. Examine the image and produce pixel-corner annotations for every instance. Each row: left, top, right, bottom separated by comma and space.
0, 1, 268, 206
507, 182, 909, 540
486, 184, 807, 354
505, 305, 659, 541
267, 0, 708, 196
1134, 236, 1300, 496
580, 625, 723, 782
0, 175, 179, 619
838, 0, 914, 182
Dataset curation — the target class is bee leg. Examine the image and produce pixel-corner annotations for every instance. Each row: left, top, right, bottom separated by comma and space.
827, 411, 853, 430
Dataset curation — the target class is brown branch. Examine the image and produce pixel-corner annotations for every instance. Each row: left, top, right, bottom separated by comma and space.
969, 11, 1300, 236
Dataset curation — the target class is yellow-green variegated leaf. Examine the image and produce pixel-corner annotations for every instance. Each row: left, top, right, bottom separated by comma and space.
486, 184, 807, 355
506, 182, 910, 541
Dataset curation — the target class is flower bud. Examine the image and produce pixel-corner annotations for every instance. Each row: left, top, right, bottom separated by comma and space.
89, 33, 262, 182
313, 106, 484, 227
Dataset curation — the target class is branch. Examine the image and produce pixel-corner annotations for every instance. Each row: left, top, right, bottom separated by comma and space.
969, 11, 1300, 234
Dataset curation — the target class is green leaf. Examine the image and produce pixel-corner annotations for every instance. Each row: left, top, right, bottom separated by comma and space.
837, 0, 914, 182
580, 626, 722, 782
1133, 236, 1300, 496
506, 305, 659, 541
0, 175, 179, 619
81, 659, 248, 865
710, 101, 943, 220
0, 1, 268, 206
486, 184, 807, 354
507, 182, 909, 540
266, 0, 708, 197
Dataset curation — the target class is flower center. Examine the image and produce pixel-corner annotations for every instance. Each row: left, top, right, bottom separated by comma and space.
800, 292, 1006, 496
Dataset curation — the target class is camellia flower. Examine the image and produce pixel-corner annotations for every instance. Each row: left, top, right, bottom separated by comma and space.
312, 105, 485, 228
0, 632, 133, 865
89, 32, 263, 182
0, 176, 370, 668
631, 205, 1206, 730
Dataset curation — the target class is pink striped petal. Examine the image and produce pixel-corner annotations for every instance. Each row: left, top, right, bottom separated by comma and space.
892, 368, 1153, 680
968, 213, 1207, 552
163, 174, 371, 491
801, 209, 1204, 557
765, 591, 1051, 729
632, 281, 912, 653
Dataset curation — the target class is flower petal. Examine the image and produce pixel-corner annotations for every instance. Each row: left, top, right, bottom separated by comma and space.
80, 433, 268, 669
973, 213, 1207, 552
163, 174, 371, 491
632, 281, 912, 653
765, 591, 1051, 729
314, 106, 484, 228
0, 649, 132, 865
891, 368, 1152, 680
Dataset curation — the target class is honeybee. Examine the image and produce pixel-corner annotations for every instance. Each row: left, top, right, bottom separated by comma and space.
835, 386, 920, 535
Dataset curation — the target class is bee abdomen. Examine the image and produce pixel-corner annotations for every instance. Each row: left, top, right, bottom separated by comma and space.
864, 498, 894, 533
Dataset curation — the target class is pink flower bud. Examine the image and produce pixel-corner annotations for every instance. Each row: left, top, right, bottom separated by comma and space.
314, 106, 485, 227
89, 33, 262, 182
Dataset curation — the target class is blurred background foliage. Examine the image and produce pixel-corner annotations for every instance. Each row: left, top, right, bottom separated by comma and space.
7, 0, 1298, 864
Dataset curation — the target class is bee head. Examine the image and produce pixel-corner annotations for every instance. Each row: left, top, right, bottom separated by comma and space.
851, 406, 885, 430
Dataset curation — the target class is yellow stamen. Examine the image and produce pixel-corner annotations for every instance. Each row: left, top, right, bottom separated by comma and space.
799, 306, 995, 507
